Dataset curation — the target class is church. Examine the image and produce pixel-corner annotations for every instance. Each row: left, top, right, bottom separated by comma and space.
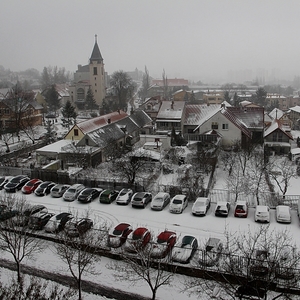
68, 35, 107, 110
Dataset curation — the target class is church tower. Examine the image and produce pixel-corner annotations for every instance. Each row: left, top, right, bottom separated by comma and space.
89, 35, 106, 107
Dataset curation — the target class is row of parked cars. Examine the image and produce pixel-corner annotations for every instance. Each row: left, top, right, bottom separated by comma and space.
0, 201, 93, 237
107, 221, 227, 266
0, 176, 294, 223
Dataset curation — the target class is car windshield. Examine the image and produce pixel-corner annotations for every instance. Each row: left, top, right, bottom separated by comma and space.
173, 199, 182, 204
120, 190, 128, 196
52, 187, 59, 192
236, 205, 245, 210
216, 205, 227, 211
132, 233, 142, 240
82, 189, 92, 195
134, 197, 143, 201
27, 182, 34, 187
195, 201, 205, 207
154, 197, 163, 202
112, 229, 122, 235
40, 182, 49, 188
67, 188, 76, 193
157, 238, 166, 244
11, 177, 21, 183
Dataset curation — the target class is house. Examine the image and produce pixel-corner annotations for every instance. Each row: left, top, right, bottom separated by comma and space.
264, 119, 293, 155
268, 108, 292, 128
155, 101, 185, 135
288, 106, 300, 129
265, 93, 288, 110
138, 96, 163, 122
64, 110, 128, 141
192, 106, 264, 148
172, 89, 195, 102
0, 98, 43, 130
68, 35, 106, 109
36, 110, 152, 168
202, 91, 224, 105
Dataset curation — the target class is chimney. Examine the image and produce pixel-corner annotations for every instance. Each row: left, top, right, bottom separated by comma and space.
108, 118, 111, 124
171, 100, 174, 109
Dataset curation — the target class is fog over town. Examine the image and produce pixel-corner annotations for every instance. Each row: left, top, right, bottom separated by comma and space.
2, 0, 300, 83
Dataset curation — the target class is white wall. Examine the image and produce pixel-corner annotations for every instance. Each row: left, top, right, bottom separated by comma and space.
199, 111, 241, 146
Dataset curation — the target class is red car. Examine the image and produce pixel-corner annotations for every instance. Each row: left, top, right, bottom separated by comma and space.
150, 230, 177, 259
108, 223, 133, 248
124, 227, 151, 252
21, 179, 42, 194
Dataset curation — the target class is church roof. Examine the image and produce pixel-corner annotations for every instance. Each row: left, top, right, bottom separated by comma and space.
90, 36, 103, 63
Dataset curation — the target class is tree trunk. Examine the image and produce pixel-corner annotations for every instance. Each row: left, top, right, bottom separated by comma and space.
16, 261, 22, 283
78, 278, 82, 300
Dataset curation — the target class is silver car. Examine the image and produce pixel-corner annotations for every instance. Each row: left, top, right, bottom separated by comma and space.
63, 184, 85, 202
51, 184, 70, 198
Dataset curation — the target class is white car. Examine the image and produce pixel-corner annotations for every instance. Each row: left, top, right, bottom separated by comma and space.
50, 184, 70, 198
63, 184, 85, 202
255, 205, 270, 223
276, 205, 291, 223
192, 197, 211, 216
116, 188, 133, 205
169, 194, 188, 214
151, 192, 170, 211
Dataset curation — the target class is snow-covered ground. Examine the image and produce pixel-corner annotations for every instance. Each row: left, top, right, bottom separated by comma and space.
1, 122, 300, 299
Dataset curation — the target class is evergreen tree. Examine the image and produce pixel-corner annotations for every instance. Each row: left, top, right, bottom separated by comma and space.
62, 100, 77, 129
45, 84, 60, 112
85, 87, 98, 111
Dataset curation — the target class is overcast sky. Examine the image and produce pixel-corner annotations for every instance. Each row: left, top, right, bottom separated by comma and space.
2, 0, 300, 83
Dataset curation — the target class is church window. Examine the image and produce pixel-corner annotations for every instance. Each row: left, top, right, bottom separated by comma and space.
93, 67, 97, 75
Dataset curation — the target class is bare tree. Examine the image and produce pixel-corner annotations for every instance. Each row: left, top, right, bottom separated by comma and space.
0, 195, 45, 283
107, 242, 176, 300
184, 226, 300, 300
54, 212, 107, 300
268, 157, 297, 199
111, 149, 150, 187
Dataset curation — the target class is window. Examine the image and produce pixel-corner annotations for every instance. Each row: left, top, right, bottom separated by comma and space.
278, 133, 283, 142
85, 138, 89, 145
211, 122, 218, 130
74, 129, 79, 136
222, 124, 228, 130
5, 108, 10, 115
187, 129, 194, 133
93, 67, 97, 75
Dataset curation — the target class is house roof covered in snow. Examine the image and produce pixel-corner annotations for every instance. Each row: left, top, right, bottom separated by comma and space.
264, 119, 293, 140
156, 101, 185, 120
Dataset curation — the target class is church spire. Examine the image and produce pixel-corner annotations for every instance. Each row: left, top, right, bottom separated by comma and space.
90, 34, 103, 64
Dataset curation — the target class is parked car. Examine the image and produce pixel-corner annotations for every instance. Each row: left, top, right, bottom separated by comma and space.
172, 235, 198, 264
21, 178, 42, 194
116, 188, 133, 205
44, 212, 73, 233
108, 223, 133, 248
0, 204, 18, 222
199, 237, 223, 267
124, 227, 151, 253
255, 205, 270, 223
14, 205, 47, 226
64, 218, 93, 237
250, 249, 270, 277
235, 281, 266, 299
215, 202, 230, 217
4, 175, 30, 192
78, 188, 101, 203
169, 194, 188, 214
276, 205, 291, 223
63, 184, 85, 202
192, 197, 211, 216
151, 192, 170, 211
34, 181, 56, 196
28, 211, 54, 230
150, 230, 177, 259
99, 189, 119, 204
234, 201, 248, 218
131, 192, 152, 208
50, 184, 70, 198
0, 176, 13, 190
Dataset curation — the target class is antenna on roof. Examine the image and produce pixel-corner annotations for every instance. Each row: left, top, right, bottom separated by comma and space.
95, 34, 97, 43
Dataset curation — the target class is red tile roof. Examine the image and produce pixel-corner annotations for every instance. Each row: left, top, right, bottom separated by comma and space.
77, 110, 128, 134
